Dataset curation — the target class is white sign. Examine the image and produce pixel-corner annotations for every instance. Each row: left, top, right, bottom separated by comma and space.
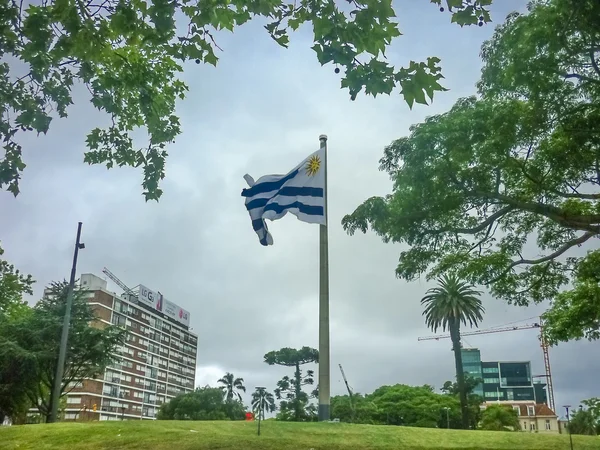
162, 299, 190, 328
137, 284, 190, 327
138, 284, 158, 307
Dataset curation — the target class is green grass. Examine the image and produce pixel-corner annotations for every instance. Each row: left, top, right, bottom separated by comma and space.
1, 420, 598, 450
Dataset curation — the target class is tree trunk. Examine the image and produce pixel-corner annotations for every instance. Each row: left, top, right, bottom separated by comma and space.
450, 321, 469, 430
294, 363, 301, 421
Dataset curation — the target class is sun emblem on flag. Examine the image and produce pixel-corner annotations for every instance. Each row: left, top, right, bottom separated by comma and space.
306, 155, 321, 176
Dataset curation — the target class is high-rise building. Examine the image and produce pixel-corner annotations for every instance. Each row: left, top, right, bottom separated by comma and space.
61, 273, 198, 421
460, 348, 548, 405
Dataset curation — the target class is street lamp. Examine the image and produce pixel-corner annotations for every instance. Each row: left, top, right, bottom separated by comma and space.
564, 405, 574, 450
50, 222, 85, 423
443, 407, 450, 429
255, 386, 266, 436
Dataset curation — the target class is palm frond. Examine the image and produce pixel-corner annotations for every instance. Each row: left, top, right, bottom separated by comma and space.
420, 274, 485, 333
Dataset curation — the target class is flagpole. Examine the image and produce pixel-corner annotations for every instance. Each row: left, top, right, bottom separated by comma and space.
318, 134, 330, 422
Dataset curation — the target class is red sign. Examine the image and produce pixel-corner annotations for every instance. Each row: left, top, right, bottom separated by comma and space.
245, 412, 254, 421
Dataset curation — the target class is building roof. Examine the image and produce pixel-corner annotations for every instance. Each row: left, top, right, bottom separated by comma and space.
513, 403, 557, 417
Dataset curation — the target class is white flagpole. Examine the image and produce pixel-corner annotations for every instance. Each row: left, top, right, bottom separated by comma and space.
318, 134, 330, 421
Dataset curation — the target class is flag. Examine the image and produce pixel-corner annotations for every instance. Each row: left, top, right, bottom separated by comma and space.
241, 147, 326, 246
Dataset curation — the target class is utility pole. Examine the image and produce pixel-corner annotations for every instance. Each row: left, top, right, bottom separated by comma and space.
564, 405, 574, 450
49, 222, 85, 423
443, 407, 450, 429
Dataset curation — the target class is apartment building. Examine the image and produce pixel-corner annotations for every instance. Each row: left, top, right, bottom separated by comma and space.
62, 273, 197, 421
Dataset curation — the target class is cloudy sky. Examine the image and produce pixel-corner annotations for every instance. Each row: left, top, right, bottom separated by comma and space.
1, 0, 597, 415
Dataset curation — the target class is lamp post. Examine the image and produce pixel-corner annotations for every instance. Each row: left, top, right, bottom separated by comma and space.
443, 407, 450, 429
564, 405, 574, 450
255, 386, 266, 436
49, 222, 85, 423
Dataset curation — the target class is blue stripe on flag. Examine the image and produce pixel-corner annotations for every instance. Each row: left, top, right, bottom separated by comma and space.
251, 219, 264, 231
245, 186, 324, 211
263, 202, 324, 216
241, 169, 300, 197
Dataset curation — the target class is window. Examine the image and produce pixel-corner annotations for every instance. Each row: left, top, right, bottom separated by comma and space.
528, 406, 535, 416
67, 397, 81, 404
484, 392, 497, 398
484, 378, 500, 384
523, 422, 527, 430
545, 420, 551, 430
513, 406, 520, 416
483, 367, 499, 374
530, 423, 536, 431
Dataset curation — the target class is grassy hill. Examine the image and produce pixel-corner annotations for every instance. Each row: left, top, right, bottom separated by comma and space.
1, 420, 598, 450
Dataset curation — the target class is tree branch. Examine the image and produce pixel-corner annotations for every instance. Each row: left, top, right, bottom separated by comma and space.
432, 206, 514, 235
563, 73, 600, 85
479, 191, 600, 232
489, 232, 595, 283
590, 49, 600, 77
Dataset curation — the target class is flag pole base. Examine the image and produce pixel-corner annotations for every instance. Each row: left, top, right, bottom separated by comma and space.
318, 404, 330, 422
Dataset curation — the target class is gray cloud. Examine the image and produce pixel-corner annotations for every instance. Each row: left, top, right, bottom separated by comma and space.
1, 0, 596, 414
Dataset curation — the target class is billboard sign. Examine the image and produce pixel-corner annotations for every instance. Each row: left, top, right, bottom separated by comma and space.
137, 284, 190, 327
138, 284, 158, 307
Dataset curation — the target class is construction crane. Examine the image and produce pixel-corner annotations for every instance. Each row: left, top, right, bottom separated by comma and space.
101, 267, 137, 296
417, 317, 555, 413
338, 364, 355, 422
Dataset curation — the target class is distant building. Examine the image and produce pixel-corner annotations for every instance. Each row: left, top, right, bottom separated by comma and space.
461, 348, 548, 404
54, 273, 198, 421
481, 401, 559, 433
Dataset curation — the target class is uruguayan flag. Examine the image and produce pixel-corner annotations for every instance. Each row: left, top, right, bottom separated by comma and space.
241, 148, 326, 246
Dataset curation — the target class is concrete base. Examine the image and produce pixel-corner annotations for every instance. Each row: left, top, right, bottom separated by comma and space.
318, 404, 330, 422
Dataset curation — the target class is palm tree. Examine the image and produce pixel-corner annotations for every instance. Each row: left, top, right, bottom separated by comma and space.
218, 372, 246, 402
251, 388, 276, 420
421, 274, 484, 430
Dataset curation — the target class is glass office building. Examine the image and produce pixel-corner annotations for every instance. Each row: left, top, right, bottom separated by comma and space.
461, 349, 547, 404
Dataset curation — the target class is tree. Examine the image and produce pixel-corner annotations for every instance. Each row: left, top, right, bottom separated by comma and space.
568, 410, 598, 436
0, 245, 36, 423
5, 281, 124, 422
479, 405, 520, 431
440, 375, 484, 429
0, 308, 37, 424
157, 385, 246, 420
582, 397, 600, 434
217, 372, 246, 402
251, 388, 276, 421
342, 0, 600, 345
0, 1, 495, 200
0, 244, 34, 315
568, 398, 600, 435
420, 275, 484, 429
264, 346, 318, 421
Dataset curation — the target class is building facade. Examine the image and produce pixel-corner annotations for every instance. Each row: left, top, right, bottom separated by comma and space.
461, 348, 548, 404
481, 401, 560, 433
62, 274, 198, 421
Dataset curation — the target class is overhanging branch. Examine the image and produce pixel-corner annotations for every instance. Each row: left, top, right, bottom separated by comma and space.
432, 206, 514, 235
489, 231, 595, 283
590, 49, 600, 77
